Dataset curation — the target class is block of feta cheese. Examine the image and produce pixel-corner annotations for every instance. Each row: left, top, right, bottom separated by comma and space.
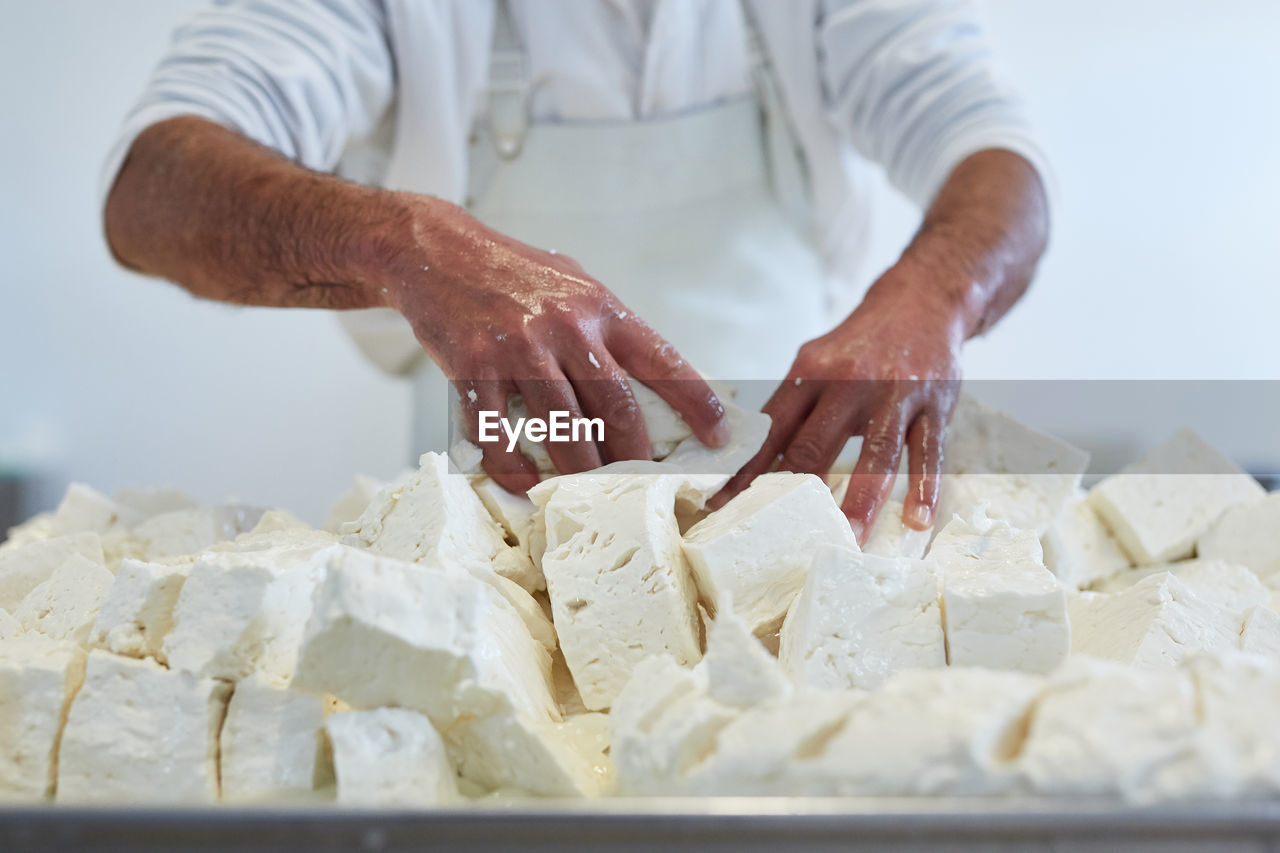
0, 533, 104, 611
220, 674, 333, 802
87, 559, 188, 662
1088, 429, 1265, 565
3, 512, 56, 549
0, 638, 86, 800
1198, 492, 1280, 584
1019, 658, 1209, 800
0, 609, 19, 640
812, 668, 1041, 796
290, 548, 589, 796
323, 474, 381, 534
132, 505, 265, 560
342, 452, 539, 594
327, 708, 458, 806
163, 543, 327, 681
862, 500, 931, 559
659, 403, 772, 507
1041, 493, 1131, 589
540, 471, 702, 711
610, 655, 739, 795
15, 554, 115, 645
471, 475, 540, 563
58, 650, 231, 804
929, 512, 1069, 673
1191, 654, 1280, 797
935, 395, 1089, 536
1068, 573, 1241, 668
45, 483, 145, 537
779, 546, 945, 690
1240, 606, 1280, 657
701, 609, 791, 709
112, 486, 199, 519
1093, 559, 1269, 613
683, 472, 859, 637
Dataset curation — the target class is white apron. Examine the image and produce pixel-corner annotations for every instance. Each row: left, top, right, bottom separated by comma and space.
410, 1, 831, 455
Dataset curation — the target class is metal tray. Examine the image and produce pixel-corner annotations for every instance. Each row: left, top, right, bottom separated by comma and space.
5, 798, 1280, 852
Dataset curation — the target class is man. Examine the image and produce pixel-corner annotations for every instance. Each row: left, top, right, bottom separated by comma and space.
102, 0, 1048, 543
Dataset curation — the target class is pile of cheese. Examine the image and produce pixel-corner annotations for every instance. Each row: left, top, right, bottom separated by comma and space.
3, 393, 1280, 806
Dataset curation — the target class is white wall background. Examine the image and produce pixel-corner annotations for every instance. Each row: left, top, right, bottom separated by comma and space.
2, 0, 1278, 525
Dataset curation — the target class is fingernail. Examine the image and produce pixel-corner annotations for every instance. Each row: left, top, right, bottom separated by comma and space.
709, 417, 731, 448
847, 518, 865, 545
906, 503, 933, 530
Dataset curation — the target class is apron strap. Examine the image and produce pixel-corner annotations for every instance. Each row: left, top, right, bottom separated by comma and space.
487, 0, 530, 160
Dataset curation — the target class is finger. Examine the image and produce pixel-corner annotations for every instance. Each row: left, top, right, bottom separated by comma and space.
459, 379, 542, 494
709, 377, 819, 509
902, 407, 946, 531
779, 391, 859, 477
563, 347, 652, 463
606, 313, 729, 448
516, 374, 604, 475
840, 404, 911, 546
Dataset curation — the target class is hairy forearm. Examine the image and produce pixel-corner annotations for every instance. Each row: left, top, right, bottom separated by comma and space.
104, 116, 416, 310
869, 149, 1049, 339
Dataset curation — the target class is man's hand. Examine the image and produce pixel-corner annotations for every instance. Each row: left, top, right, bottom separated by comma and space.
104, 117, 728, 495
380, 198, 730, 493
714, 149, 1049, 542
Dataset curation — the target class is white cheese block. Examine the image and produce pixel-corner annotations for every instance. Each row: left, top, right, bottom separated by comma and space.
541, 472, 701, 711
658, 403, 772, 506
58, 650, 231, 803
1088, 429, 1265, 565
2, 512, 56, 549
701, 609, 790, 709
1041, 493, 1131, 589
929, 512, 1069, 673
1068, 573, 1241, 668
1191, 654, 1280, 797
0, 533, 104, 612
342, 452, 538, 594
220, 674, 332, 802
683, 473, 858, 638
111, 487, 199, 519
1240, 606, 1280, 657
862, 500, 931, 559
1019, 658, 1208, 800
813, 668, 1041, 796
88, 559, 188, 662
163, 544, 326, 681
46, 483, 144, 537
935, 395, 1089, 536
0, 608, 19, 640
15, 554, 115, 645
609, 655, 738, 796
322, 474, 381, 534
0, 638, 86, 800
779, 546, 945, 690
327, 708, 458, 806
1092, 559, 1269, 613
1198, 492, 1280, 584
133, 506, 265, 560
471, 475, 540, 567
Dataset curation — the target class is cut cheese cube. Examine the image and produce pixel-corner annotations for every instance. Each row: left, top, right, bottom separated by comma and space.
0, 533, 104, 612
327, 708, 457, 806
658, 404, 772, 506
929, 512, 1069, 673
322, 474, 381, 534
471, 475, 540, 569
683, 472, 858, 638
111, 487, 198, 519
701, 609, 790, 709
1019, 658, 1208, 800
1093, 559, 1268, 613
779, 546, 944, 690
0, 608, 19, 640
0, 638, 86, 799
15, 554, 114, 645
1198, 492, 1280, 584
1240, 606, 1280, 657
1041, 493, 1131, 589
863, 500, 931, 559
220, 674, 332, 802
541, 472, 701, 711
935, 395, 1089, 536
133, 505, 265, 560
1191, 654, 1280, 797
1088, 429, 1264, 565
88, 559, 188, 662
813, 668, 1040, 796
1068, 573, 1241, 668
58, 650, 231, 803
46, 483, 143, 537
342, 452, 537, 593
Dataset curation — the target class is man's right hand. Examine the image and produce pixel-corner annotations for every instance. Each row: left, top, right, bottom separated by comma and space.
360, 196, 731, 493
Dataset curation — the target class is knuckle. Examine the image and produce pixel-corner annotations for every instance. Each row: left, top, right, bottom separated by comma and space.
783, 437, 827, 472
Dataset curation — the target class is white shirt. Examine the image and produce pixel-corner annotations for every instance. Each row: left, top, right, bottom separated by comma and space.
104, 0, 1047, 304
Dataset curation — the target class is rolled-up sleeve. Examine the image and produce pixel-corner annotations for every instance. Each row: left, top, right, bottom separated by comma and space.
817, 0, 1050, 208
101, 0, 394, 203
